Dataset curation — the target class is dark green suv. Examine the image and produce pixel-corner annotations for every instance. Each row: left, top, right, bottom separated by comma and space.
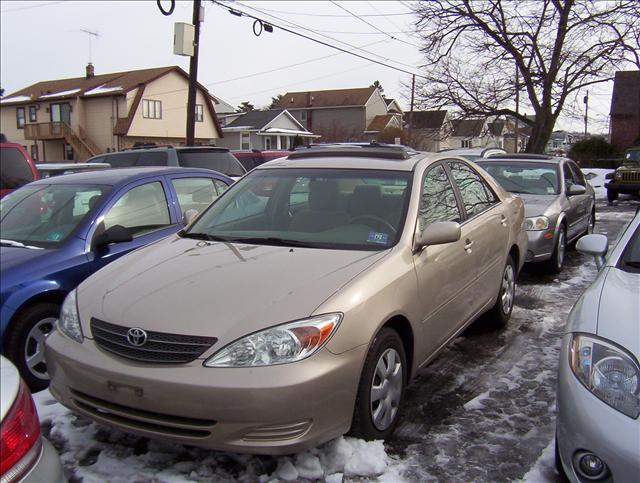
606, 147, 640, 202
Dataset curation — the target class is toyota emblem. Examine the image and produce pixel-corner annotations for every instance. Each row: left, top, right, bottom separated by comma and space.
126, 327, 148, 347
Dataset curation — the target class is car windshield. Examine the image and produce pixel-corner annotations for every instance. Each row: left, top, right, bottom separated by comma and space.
185, 168, 411, 250
623, 149, 640, 166
178, 150, 246, 177
477, 161, 560, 195
0, 183, 111, 248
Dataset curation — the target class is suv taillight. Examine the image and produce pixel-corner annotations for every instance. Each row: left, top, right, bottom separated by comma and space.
0, 381, 42, 482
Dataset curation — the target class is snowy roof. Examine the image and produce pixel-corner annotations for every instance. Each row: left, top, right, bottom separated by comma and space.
40, 88, 81, 99
0, 95, 33, 104
84, 85, 123, 96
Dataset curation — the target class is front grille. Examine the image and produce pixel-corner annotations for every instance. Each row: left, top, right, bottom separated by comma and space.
91, 318, 216, 364
621, 171, 640, 183
70, 388, 215, 438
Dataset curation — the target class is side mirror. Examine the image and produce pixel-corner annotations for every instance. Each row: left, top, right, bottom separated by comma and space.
604, 172, 614, 180
576, 234, 608, 270
414, 221, 461, 252
183, 209, 199, 226
92, 224, 133, 249
567, 184, 586, 196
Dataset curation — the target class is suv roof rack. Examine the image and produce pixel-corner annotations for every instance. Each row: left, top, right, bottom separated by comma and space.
485, 153, 554, 160
122, 144, 175, 151
287, 146, 410, 160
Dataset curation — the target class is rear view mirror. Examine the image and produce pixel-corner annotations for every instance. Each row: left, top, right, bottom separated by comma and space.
576, 234, 608, 270
414, 221, 461, 251
92, 224, 133, 249
183, 209, 199, 226
567, 184, 586, 196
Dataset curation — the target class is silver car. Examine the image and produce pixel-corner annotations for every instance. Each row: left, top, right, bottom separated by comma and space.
46, 147, 527, 454
478, 155, 596, 273
555, 211, 640, 482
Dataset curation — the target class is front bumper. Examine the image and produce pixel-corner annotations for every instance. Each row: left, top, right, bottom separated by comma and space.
556, 334, 640, 483
524, 229, 556, 262
46, 331, 366, 455
605, 181, 640, 195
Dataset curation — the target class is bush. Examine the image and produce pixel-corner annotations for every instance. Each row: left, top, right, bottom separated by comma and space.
569, 136, 617, 164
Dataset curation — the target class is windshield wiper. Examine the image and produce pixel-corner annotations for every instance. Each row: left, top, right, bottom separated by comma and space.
230, 237, 318, 248
0, 239, 44, 250
179, 232, 234, 242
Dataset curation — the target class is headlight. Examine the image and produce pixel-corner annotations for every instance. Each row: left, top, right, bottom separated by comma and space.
524, 216, 550, 231
59, 289, 83, 343
204, 313, 342, 367
614, 171, 622, 180
569, 334, 639, 418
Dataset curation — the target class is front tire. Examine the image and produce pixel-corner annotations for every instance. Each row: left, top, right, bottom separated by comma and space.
5, 303, 59, 392
350, 327, 406, 440
544, 226, 566, 274
606, 189, 618, 202
486, 254, 516, 329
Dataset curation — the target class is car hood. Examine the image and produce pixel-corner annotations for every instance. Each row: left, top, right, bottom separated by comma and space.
596, 268, 639, 358
79, 236, 388, 344
517, 194, 559, 218
0, 246, 52, 271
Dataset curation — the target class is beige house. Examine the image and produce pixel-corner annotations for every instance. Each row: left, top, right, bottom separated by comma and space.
0, 64, 224, 161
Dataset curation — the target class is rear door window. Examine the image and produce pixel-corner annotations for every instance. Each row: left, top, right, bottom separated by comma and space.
178, 150, 246, 177
447, 161, 498, 218
1, 146, 34, 189
104, 152, 139, 167
137, 151, 168, 166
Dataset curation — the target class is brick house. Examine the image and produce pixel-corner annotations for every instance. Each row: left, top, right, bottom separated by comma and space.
0, 64, 224, 161
609, 70, 640, 152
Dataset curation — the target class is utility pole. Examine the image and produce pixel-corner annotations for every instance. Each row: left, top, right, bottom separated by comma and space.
186, 0, 202, 146
515, 66, 519, 153
408, 74, 415, 148
583, 91, 589, 137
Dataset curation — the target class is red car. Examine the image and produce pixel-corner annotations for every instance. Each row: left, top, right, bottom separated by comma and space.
232, 149, 290, 171
1, 141, 40, 198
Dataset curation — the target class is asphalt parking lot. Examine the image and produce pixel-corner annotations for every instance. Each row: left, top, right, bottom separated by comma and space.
34, 197, 638, 483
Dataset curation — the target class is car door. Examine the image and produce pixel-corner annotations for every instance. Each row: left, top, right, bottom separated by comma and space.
87, 178, 179, 270
446, 160, 509, 309
412, 163, 477, 362
568, 161, 592, 234
562, 161, 587, 240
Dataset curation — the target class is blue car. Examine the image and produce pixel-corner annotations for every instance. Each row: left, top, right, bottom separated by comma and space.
0, 167, 232, 390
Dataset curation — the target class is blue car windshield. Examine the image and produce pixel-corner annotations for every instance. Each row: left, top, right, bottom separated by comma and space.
186, 168, 412, 250
0, 184, 111, 248
477, 162, 560, 195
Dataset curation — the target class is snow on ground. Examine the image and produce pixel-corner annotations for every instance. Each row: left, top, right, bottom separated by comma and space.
582, 168, 613, 200
33, 200, 637, 483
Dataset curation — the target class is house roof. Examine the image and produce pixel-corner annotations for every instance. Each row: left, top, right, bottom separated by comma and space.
610, 70, 640, 117
451, 119, 485, 137
365, 114, 395, 132
225, 109, 285, 129
405, 110, 447, 129
275, 86, 376, 109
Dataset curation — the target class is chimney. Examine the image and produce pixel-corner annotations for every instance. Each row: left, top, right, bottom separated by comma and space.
86, 62, 95, 79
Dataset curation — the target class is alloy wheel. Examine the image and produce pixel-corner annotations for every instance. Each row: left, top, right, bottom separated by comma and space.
24, 317, 56, 380
556, 230, 566, 270
501, 264, 515, 314
370, 348, 403, 431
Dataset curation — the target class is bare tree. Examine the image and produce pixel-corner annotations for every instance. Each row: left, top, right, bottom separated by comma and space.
236, 101, 255, 113
411, 1, 640, 152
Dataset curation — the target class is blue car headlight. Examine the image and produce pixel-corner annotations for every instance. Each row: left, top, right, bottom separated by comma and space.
59, 289, 83, 343
570, 334, 639, 419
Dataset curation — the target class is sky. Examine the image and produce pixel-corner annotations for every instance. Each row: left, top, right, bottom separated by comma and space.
0, 0, 624, 134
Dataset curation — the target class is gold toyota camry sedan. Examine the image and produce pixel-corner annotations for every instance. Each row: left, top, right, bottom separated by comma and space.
46, 146, 527, 455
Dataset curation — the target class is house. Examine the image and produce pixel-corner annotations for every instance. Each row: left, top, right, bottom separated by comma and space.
363, 114, 403, 142
546, 130, 575, 155
609, 70, 640, 152
274, 86, 391, 142
0, 64, 223, 161
217, 109, 318, 150
405, 110, 448, 151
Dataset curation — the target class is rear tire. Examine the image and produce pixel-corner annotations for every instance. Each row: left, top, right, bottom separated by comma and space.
606, 189, 618, 202
486, 254, 516, 329
5, 303, 58, 392
544, 226, 566, 274
350, 327, 406, 440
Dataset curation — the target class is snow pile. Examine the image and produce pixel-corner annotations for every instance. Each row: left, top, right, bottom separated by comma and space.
84, 85, 123, 96
582, 168, 613, 200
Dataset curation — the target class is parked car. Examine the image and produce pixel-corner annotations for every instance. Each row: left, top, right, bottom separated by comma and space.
556, 211, 639, 482
437, 147, 506, 161
87, 146, 246, 180
477, 154, 595, 273
232, 150, 290, 171
1, 355, 66, 483
1, 167, 232, 391
36, 162, 111, 178
605, 146, 640, 202
1, 141, 40, 199
46, 146, 527, 454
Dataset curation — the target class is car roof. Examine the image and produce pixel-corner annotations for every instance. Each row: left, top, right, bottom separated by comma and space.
100, 146, 231, 154
477, 154, 565, 164
26, 166, 229, 185
257, 147, 439, 172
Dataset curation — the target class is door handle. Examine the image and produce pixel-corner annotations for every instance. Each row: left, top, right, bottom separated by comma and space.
500, 215, 508, 226
464, 239, 474, 251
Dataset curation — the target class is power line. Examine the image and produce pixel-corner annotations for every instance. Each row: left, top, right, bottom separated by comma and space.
329, 1, 420, 48
0, 0, 64, 13
215, 1, 422, 75
225, 4, 416, 18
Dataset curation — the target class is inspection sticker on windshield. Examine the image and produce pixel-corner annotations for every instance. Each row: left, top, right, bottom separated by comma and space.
367, 232, 389, 244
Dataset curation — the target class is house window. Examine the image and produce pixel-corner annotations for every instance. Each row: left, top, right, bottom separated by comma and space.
142, 99, 162, 119
28, 106, 37, 122
195, 104, 204, 122
16, 107, 25, 129
461, 139, 471, 148
30, 144, 39, 161
241, 132, 250, 150
300, 111, 307, 122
